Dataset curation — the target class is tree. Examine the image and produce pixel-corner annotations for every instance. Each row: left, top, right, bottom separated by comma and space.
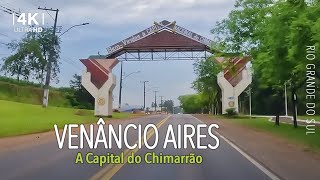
253, 1, 320, 127
34, 28, 61, 85
1, 28, 61, 85
2, 38, 43, 81
211, 0, 320, 127
178, 94, 204, 114
162, 100, 174, 113
193, 58, 222, 114
69, 74, 94, 109
211, 0, 274, 55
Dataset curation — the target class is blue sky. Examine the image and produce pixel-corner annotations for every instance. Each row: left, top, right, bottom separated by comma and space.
0, 0, 235, 108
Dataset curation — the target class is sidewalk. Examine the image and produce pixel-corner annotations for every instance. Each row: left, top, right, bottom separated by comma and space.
270, 116, 320, 126
194, 114, 320, 180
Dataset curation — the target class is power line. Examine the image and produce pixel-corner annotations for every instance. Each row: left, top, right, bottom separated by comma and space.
61, 59, 81, 70
0, 0, 21, 8
45, 10, 54, 21
62, 57, 82, 69
0, 32, 9, 37
20, 0, 55, 23
2, 0, 40, 11
0, 4, 21, 17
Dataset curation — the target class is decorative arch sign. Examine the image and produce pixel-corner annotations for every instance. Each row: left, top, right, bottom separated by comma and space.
80, 20, 251, 116
106, 20, 213, 58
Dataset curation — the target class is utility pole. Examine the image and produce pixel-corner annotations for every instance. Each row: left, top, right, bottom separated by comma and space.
284, 82, 288, 116
38, 7, 59, 107
159, 96, 164, 113
118, 61, 123, 109
293, 92, 298, 128
118, 62, 140, 110
153, 91, 159, 112
249, 87, 252, 117
141, 81, 148, 110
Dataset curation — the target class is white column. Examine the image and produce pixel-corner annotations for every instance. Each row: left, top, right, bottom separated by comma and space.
217, 68, 252, 114
82, 71, 117, 116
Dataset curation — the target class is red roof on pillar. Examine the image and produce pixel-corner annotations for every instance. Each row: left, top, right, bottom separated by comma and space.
214, 56, 250, 87
80, 58, 119, 89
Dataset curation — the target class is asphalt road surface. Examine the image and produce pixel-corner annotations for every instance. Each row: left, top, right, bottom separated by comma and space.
0, 114, 276, 180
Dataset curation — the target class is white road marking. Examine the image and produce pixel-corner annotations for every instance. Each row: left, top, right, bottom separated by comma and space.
267, 117, 320, 127
191, 115, 281, 180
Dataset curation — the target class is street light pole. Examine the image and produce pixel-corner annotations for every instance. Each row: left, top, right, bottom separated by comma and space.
159, 96, 164, 113
118, 61, 123, 109
59, 23, 89, 38
153, 91, 159, 112
118, 61, 140, 109
141, 81, 149, 110
38, 7, 88, 108
249, 87, 252, 117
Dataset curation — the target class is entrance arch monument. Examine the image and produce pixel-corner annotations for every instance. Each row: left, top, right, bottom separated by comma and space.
80, 20, 252, 116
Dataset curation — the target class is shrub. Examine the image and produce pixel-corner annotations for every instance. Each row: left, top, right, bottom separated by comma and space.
224, 108, 238, 117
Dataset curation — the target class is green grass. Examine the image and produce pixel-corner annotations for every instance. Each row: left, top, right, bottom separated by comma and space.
298, 115, 320, 122
0, 81, 71, 107
0, 100, 133, 137
212, 116, 320, 152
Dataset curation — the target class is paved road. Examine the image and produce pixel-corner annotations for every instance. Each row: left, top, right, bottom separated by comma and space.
0, 114, 274, 180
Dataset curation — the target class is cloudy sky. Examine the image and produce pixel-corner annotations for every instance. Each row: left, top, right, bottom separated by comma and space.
0, 0, 235, 108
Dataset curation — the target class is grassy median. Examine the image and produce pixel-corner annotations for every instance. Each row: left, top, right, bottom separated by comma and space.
213, 116, 320, 152
0, 100, 133, 137
298, 116, 320, 122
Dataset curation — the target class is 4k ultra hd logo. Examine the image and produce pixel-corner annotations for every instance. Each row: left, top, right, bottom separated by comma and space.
12, 13, 45, 33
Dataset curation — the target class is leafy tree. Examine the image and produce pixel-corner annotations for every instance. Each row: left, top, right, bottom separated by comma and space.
211, 0, 320, 127
211, 0, 274, 54
69, 74, 94, 109
253, 1, 320, 127
178, 94, 205, 114
35, 28, 61, 85
1, 28, 61, 85
162, 100, 174, 113
195, 0, 272, 115
2, 38, 43, 81
192, 59, 222, 114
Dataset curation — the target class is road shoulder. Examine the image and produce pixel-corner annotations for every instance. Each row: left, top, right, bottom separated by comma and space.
194, 114, 320, 180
